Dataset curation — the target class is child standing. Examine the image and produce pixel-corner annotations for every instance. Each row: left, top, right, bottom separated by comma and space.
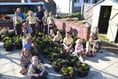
47, 12, 54, 34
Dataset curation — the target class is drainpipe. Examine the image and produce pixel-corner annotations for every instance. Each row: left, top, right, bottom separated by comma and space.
81, 0, 84, 19
69, 0, 72, 14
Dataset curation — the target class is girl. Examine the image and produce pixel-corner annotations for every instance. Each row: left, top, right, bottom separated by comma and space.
73, 39, 85, 56
20, 48, 32, 74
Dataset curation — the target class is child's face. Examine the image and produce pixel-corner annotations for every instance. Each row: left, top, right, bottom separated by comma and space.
77, 41, 81, 45
24, 50, 30, 57
32, 57, 39, 65
57, 31, 60, 35
50, 30, 54, 34
23, 29, 27, 33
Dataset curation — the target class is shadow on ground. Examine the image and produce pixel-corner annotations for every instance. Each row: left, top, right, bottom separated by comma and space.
102, 41, 118, 54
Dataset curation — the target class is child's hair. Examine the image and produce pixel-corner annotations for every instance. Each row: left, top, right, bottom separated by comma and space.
76, 39, 82, 44
31, 56, 39, 62
22, 48, 31, 56
22, 22, 29, 27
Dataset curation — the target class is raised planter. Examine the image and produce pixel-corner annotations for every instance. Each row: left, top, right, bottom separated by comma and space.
54, 19, 91, 40
76, 67, 90, 77
5, 45, 14, 51
53, 65, 61, 73
61, 75, 76, 79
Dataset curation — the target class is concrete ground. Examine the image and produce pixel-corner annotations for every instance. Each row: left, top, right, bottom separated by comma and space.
0, 41, 118, 79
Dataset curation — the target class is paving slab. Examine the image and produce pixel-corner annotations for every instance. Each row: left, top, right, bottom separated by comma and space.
0, 41, 118, 79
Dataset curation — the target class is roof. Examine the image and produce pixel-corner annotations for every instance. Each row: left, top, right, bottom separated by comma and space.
0, 0, 45, 2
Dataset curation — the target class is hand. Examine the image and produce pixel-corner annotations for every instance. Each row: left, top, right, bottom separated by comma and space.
34, 74, 39, 77
39, 72, 43, 76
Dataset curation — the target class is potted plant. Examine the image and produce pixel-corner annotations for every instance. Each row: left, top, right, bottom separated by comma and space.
67, 55, 79, 67
4, 38, 14, 51
14, 36, 22, 49
52, 58, 66, 73
75, 61, 90, 77
48, 52, 59, 61
61, 66, 75, 79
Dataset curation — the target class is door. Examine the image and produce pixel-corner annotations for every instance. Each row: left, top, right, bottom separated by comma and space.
98, 6, 112, 34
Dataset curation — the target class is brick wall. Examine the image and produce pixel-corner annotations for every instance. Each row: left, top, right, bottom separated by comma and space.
54, 19, 91, 40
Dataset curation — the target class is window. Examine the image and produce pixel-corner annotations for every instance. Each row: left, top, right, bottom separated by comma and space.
74, 0, 80, 2
84, 0, 90, 3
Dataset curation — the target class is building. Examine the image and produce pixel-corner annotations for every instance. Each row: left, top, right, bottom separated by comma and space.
91, 0, 118, 42
54, 0, 100, 14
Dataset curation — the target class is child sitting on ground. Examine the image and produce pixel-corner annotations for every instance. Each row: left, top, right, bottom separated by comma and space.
48, 29, 55, 40
63, 32, 74, 53
20, 48, 32, 74
53, 31, 62, 45
73, 39, 85, 56
27, 56, 48, 79
86, 36, 97, 56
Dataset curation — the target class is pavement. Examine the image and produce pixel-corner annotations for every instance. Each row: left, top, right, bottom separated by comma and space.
0, 41, 118, 79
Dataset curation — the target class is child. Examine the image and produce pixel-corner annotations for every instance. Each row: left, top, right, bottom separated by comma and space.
22, 27, 31, 47
53, 31, 62, 45
42, 10, 49, 34
63, 32, 73, 53
23, 37, 32, 49
73, 39, 84, 56
31, 41, 40, 57
47, 12, 54, 34
90, 27, 102, 53
20, 48, 32, 74
27, 56, 48, 79
49, 29, 55, 40
22, 22, 33, 35
26, 10, 37, 35
86, 36, 97, 56
13, 11, 23, 35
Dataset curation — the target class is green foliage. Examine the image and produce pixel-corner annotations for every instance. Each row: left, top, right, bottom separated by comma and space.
13, 36, 22, 45
61, 66, 74, 77
4, 37, 13, 48
75, 62, 89, 71
52, 59, 66, 67
60, 12, 81, 19
69, 55, 78, 63
48, 52, 58, 59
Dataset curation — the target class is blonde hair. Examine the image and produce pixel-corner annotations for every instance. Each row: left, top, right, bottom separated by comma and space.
31, 56, 39, 62
76, 39, 82, 44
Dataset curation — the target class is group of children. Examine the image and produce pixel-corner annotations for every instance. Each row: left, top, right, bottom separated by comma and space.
12, 6, 55, 36
0, 6, 102, 79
